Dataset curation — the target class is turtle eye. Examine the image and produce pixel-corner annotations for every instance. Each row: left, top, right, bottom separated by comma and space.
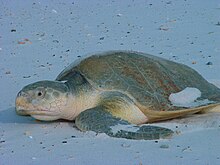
37, 91, 43, 96
35, 88, 46, 98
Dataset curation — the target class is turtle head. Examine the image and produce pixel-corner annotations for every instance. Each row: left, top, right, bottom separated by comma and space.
15, 80, 72, 121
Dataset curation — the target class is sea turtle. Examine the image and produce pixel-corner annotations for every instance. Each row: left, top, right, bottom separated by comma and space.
15, 51, 220, 140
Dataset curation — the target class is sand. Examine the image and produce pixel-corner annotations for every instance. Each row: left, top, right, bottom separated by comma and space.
1, 0, 220, 164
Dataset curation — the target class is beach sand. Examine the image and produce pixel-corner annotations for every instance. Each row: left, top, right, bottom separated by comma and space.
1, 1, 220, 164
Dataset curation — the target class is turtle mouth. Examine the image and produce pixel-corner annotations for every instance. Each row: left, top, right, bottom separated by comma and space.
16, 107, 60, 121
16, 108, 57, 116
15, 96, 58, 116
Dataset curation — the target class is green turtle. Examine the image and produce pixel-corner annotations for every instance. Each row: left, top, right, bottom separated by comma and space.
15, 51, 220, 140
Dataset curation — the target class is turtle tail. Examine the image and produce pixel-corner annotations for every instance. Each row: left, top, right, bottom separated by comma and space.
75, 108, 174, 140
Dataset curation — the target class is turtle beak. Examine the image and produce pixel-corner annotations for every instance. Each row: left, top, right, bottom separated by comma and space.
15, 91, 31, 116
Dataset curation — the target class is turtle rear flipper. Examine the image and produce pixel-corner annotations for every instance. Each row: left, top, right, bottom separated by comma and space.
75, 107, 173, 140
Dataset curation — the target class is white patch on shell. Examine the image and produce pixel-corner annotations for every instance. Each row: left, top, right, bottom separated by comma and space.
169, 87, 214, 108
110, 124, 139, 135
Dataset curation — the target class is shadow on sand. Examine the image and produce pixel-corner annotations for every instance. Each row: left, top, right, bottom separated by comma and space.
0, 107, 74, 127
0, 107, 36, 124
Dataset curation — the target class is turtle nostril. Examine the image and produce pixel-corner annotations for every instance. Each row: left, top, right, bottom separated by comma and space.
17, 91, 28, 97
17, 91, 22, 97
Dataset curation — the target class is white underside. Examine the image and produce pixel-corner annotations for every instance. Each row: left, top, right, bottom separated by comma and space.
31, 115, 60, 121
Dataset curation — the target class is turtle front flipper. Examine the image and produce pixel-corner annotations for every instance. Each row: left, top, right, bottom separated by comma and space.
75, 107, 174, 140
